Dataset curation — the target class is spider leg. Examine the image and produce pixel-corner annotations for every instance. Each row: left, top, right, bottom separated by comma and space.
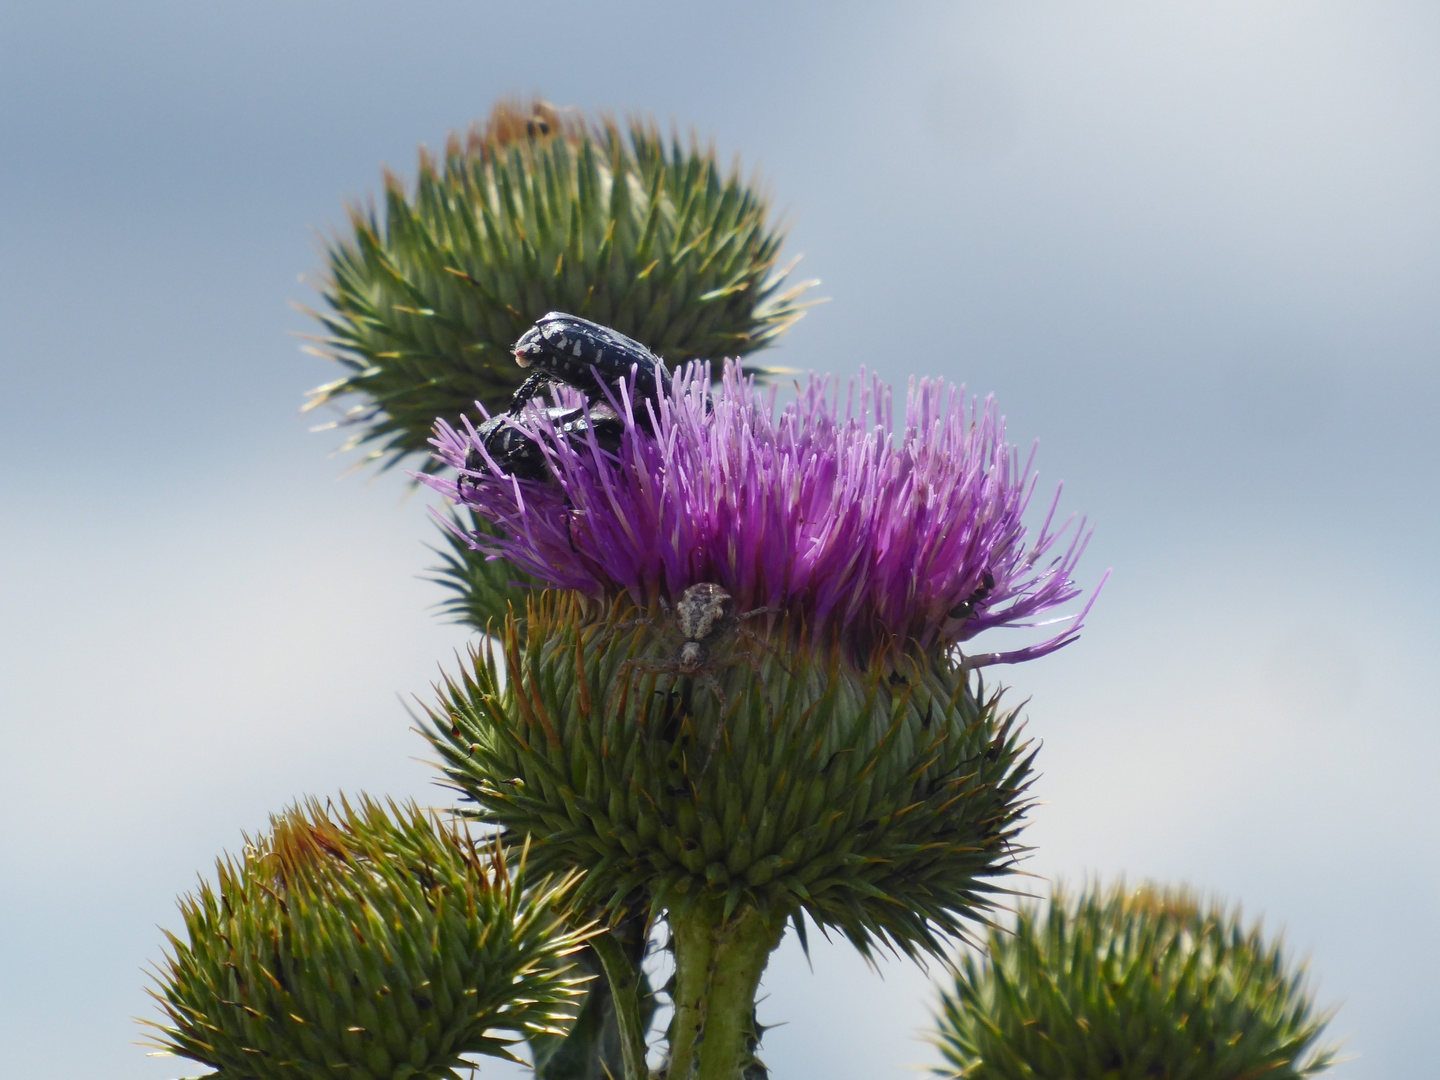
734, 627, 793, 676
618, 656, 682, 725
738, 649, 768, 683
700, 651, 778, 768
736, 605, 782, 621
619, 656, 671, 677
701, 671, 730, 760
616, 591, 672, 636
734, 649, 779, 724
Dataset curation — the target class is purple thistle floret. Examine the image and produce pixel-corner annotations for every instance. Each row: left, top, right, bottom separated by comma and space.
421, 362, 1104, 665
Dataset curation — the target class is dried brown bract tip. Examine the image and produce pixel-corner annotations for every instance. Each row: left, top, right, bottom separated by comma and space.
457, 96, 583, 159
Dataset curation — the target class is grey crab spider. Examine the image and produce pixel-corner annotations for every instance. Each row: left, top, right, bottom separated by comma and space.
620, 583, 783, 757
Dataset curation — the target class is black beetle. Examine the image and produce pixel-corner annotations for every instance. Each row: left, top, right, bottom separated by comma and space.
509, 313, 672, 428
948, 571, 997, 620
460, 404, 625, 495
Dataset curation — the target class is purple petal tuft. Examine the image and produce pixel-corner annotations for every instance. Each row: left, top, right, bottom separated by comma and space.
419, 362, 1102, 664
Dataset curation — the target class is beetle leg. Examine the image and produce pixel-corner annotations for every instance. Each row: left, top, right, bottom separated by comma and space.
509, 370, 552, 411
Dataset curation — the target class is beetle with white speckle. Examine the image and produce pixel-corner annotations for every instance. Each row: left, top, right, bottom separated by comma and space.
509, 312, 673, 429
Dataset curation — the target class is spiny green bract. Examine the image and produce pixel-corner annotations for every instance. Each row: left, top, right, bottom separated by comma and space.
305, 98, 816, 475
425, 592, 1036, 961
930, 881, 1339, 1080
143, 795, 593, 1080
427, 506, 543, 633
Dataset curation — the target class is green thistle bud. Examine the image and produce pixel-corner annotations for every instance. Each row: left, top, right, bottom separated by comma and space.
143, 795, 592, 1079
305, 97, 816, 476
930, 881, 1340, 1080
425, 592, 1035, 961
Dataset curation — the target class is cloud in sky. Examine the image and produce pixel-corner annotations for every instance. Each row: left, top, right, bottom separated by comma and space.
1, 2, 1436, 1076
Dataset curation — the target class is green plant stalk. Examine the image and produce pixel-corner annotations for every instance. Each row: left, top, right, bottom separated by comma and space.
666, 902, 787, 1080
590, 929, 650, 1080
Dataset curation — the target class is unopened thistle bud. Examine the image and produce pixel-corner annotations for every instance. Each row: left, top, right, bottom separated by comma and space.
143, 795, 592, 1079
930, 881, 1339, 1080
428, 593, 1035, 960
305, 98, 815, 476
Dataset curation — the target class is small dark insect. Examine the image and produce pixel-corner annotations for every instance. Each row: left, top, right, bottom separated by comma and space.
525, 115, 551, 137
948, 571, 996, 620
458, 404, 625, 496
463, 414, 551, 486
510, 312, 672, 429
622, 583, 780, 756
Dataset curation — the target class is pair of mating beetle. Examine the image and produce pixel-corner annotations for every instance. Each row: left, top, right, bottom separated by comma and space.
459, 314, 779, 731
455, 313, 994, 728
461, 312, 672, 486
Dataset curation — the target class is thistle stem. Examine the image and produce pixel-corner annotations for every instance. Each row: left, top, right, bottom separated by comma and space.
591, 929, 651, 1080
665, 903, 786, 1080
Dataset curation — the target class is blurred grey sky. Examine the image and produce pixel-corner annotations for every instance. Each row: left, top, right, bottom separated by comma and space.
1, 2, 1436, 1077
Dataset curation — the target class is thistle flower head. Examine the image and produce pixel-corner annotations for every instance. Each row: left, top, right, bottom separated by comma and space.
424, 361, 1101, 666
930, 881, 1340, 1079
143, 796, 592, 1078
428, 593, 1035, 960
